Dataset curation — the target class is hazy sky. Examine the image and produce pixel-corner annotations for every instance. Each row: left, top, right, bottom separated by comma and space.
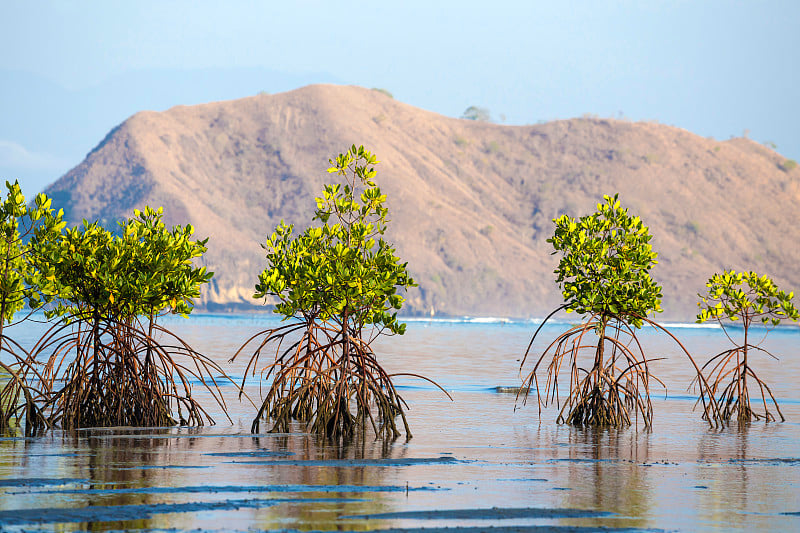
2, 1, 799, 193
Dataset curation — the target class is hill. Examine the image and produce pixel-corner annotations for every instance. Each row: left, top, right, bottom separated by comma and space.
44, 84, 800, 320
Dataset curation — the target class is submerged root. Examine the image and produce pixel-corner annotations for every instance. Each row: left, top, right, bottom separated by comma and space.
565, 386, 623, 427
561, 378, 646, 428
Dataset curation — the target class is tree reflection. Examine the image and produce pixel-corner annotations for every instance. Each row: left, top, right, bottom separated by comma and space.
693, 425, 782, 530
251, 426, 406, 530
555, 426, 654, 530
37, 425, 408, 531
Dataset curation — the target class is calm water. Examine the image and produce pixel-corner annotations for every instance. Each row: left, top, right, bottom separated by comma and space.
1, 314, 799, 532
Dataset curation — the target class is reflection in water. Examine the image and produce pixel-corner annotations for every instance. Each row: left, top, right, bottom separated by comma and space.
692, 424, 799, 531
0, 426, 405, 531
248, 429, 405, 530
697, 425, 751, 523
551, 427, 653, 530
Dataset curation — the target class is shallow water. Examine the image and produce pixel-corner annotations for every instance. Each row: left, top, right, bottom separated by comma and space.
1, 315, 799, 532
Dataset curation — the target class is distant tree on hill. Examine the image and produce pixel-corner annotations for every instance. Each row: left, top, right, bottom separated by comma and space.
461, 106, 491, 122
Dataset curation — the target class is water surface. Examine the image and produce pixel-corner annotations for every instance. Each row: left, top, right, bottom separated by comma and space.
1, 315, 798, 532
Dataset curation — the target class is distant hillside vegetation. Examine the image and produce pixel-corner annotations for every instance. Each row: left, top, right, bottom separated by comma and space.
44, 84, 800, 320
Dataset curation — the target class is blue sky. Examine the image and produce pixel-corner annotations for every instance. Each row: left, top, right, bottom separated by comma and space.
2, 1, 798, 194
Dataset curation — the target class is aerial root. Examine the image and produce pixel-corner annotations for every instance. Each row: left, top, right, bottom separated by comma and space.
520, 316, 656, 429
30, 315, 231, 429
234, 318, 414, 442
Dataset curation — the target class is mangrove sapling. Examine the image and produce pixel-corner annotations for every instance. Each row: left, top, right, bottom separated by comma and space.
234, 145, 448, 441
0, 181, 64, 435
30, 207, 230, 429
696, 270, 798, 423
519, 194, 719, 428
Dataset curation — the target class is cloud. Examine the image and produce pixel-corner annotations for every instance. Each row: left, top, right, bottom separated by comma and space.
0, 139, 70, 171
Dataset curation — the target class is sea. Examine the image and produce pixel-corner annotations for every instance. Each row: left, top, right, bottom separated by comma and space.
1, 313, 798, 532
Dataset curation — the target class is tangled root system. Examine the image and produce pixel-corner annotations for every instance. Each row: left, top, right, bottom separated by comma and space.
0, 350, 49, 436
697, 344, 783, 424
32, 316, 229, 429
520, 316, 660, 428
234, 318, 442, 442
520, 312, 721, 429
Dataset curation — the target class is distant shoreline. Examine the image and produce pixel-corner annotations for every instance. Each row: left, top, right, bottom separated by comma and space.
184, 309, 800, 331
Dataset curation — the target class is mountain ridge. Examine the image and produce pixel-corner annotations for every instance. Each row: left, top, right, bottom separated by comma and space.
44, 84, 800, 320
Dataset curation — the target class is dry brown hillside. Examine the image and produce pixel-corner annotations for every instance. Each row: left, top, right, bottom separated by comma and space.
45, 84, 800, 320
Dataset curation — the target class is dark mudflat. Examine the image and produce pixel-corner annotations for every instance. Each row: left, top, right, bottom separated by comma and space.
335, 526, 655, 533
228, 456, 462, 467
494, 386, 530, 394
343, 507, 612, 521
204, 450, 294, 457
20, 483, 441, 496
0, 497, 350, 527
547, 458, 618, 464
121, 464, 210, 470
0, 478, 87, 487
728, 457, 800, 465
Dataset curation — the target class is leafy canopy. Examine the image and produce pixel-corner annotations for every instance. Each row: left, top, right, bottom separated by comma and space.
36, 206, 211, 321
255, 145, 415, 334
0, 180, 65, 324
549, 193, 662, 326
697, 270, 798, 326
